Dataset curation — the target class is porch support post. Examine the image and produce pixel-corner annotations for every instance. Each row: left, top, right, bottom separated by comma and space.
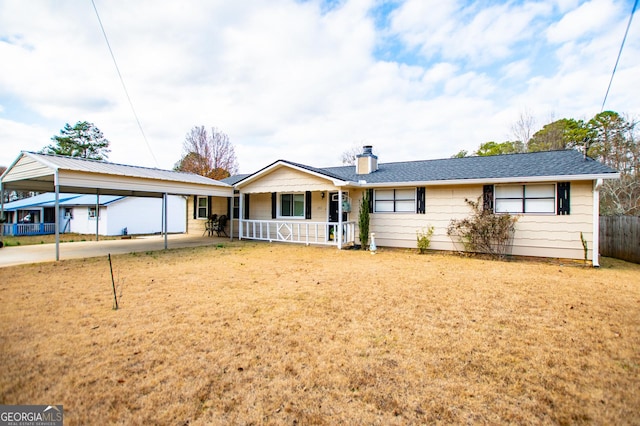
163, 193, 168, 250
337, 188, 343, 250
54, 172, 60, 261
229, 196, 234, 241
592, 179, 603, 267
95, 193, 100, 241
238, 191, 243, 240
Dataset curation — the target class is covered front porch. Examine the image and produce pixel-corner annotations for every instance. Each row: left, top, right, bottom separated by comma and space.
2, 222, 57, 236
232, 161, 359, 249
239, 219, 356, 247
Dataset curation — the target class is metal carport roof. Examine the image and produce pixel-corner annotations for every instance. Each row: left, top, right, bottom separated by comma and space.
1, 151, 234, 260
1, 151, 232, 197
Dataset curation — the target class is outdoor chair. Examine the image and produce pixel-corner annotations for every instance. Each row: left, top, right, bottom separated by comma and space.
215, 215, 228, 237
203, 214, 218, 237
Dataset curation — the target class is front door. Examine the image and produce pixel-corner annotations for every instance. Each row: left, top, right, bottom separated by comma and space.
328, 192, 348, 241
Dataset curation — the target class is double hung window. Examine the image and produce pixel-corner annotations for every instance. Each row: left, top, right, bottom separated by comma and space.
374, 189, 416, 213
196, 196, 209, 219
495, 184, 555, 214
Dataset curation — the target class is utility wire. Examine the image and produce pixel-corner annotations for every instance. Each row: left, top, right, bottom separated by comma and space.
601, 0, 638, 112
90, 0, 159, 167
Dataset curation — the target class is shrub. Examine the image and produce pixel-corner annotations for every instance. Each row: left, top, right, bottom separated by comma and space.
446, 197, 518, 259
416, 226, 434, 254
580, 232, 588, 264
358, 191, 370, 250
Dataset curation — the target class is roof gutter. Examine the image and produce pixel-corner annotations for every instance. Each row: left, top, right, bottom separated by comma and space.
342, 173, 620, 188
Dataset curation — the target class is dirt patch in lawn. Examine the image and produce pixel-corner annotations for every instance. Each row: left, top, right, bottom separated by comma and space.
1, 242, 639, 425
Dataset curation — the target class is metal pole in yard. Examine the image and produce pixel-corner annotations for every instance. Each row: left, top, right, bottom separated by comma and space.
108, 253, 118, 310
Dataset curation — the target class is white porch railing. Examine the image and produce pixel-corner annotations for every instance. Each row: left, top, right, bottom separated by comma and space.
239, 220, 356, 247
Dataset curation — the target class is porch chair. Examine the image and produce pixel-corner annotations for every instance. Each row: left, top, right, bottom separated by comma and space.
215, 215, 228, 237
203, 214, 218, 237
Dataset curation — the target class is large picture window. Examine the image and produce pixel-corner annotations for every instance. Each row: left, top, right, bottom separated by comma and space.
495, 184, 555, 214
280, 193, 305, 217
374, 189, 416, 213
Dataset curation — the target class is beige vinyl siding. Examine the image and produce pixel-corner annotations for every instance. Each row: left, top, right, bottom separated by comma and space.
247, 193, 272, 220
509, 180, 594, 260
363, 182, 595, 261
240, 167, 338, 193
367, 185, 477, 251
186, 195, 231, 235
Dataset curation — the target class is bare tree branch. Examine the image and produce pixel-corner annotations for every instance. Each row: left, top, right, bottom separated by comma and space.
511, 108, 535, 147
175, 126, 239, 180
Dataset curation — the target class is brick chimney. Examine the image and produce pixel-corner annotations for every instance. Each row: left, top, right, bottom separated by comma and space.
355, 145, 378, 175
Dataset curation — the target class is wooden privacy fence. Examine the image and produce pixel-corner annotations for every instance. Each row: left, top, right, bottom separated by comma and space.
599, 216, 640, 264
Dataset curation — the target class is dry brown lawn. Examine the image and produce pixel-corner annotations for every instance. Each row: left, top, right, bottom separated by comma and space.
1, 233, 130, 247
1, 242, 639, 425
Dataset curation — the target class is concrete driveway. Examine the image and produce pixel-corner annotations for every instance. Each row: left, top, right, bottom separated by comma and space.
0, 234, 229, 267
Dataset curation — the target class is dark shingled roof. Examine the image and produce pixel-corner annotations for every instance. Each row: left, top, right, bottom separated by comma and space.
221, 174, 252, 185
321, 150, 618, 183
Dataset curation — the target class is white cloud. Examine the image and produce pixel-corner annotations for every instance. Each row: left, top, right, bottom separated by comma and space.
0, 0, 638, 175
547, 0, 622, 43
389, 0, 552, 64
501, 59, 531, 81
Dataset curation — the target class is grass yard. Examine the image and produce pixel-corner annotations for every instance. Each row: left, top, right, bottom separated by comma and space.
0, 243, 639, 425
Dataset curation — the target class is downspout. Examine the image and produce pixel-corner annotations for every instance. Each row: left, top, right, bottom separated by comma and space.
55, 171, 60, 261
592, 179, 603, 268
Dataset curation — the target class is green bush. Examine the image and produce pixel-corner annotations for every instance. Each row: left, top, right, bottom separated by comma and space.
416, 226, 434, 254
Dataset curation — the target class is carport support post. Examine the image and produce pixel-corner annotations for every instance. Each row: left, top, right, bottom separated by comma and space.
163, 193, 168, 250
54, 178, 60, 261
337, 189, 343, 250
95, 193, 100, 241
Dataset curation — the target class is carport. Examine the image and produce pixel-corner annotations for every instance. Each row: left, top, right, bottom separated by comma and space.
0, 151, 234, 260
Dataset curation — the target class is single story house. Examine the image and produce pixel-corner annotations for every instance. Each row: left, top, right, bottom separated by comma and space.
0, 149, 620, 265
225, 146, 619, 266
2, 192, 186, 236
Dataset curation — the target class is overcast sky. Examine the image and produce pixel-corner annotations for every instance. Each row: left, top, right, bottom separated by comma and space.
0, 0, 638, 174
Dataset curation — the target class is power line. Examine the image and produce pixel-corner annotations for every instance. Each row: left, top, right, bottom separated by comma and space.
90, 0, 159, 167
601, 0, 638, 112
